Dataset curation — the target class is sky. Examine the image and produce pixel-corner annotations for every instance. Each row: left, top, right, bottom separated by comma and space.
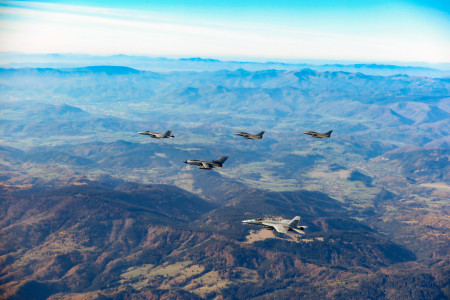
0, 0, 449, 63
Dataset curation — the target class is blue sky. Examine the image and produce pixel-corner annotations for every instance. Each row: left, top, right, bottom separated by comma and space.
1, 0, 449, 62
10, 0, 449, 11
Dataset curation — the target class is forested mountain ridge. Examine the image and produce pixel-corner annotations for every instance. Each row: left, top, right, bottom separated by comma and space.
2, 181, 445, 299
0, 62, 448, 299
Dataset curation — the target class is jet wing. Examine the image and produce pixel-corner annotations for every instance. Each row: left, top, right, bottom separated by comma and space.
271, 224, 289, 233
200, 162, 212, 169
304, 132, 318, 136
139, 131, 159, 137
238, 133, 251, 137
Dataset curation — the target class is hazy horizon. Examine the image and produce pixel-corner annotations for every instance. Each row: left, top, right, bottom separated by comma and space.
1, 0, 449, 63
1, 52, 450, 71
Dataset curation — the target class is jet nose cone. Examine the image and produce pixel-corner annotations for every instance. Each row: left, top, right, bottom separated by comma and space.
242, 220, 251, 223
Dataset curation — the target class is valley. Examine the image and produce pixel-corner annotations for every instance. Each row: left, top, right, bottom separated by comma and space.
0, 61, 449, 299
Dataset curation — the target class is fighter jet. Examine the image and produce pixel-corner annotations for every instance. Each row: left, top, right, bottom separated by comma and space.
184, 156, 229, 170
242, 216, 307, 234
303, 130, 333, 138
138, 130, 174, 139
235, 131, 265, 140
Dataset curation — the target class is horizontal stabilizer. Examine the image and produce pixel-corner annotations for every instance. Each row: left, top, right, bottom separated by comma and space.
292, 228, 306, 234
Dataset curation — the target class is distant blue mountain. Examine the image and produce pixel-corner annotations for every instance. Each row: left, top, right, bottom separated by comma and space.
1, 53, 449, 77
325, 63, 434, 71
0, 66, 141, 75
78, 66, 142, 74
179, 57, 221, 62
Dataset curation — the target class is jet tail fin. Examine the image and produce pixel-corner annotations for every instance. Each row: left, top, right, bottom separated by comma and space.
213, 156, 229, 166
164, 130, 173, 137
288, 216, 301, 228
324, 130, 333, 137
257, 131, 265, 137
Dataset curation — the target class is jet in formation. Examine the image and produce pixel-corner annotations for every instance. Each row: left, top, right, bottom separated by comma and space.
138, 130, 174, 139
303, 130, 333, 138
235, 131, 265, 140
184, 156, 229, 170
242, 216, 307, 234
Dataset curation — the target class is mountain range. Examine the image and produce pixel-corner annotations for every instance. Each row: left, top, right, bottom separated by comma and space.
4, 180, 446, 299
0, 60, 448, 299
1, 53, 450, 77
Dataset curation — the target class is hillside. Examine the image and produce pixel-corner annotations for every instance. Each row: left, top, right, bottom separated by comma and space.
3, 181, 446, 300
0, 64, 448, 299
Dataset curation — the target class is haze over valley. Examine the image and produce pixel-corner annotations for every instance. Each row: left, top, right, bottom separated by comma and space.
0, 53, 448, 298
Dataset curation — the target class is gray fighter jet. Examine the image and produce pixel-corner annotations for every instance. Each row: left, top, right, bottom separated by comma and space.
303, 130, 332, 138
138, 130, 174, 139
184, 156, 229, 170
235, 131, 265, 140
242, 216, 307, 234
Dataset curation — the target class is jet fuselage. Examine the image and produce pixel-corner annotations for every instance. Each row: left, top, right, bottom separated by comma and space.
242, 216, 307, 234
138, 130, 174, 139
235, 131, 265, 140
184, 156, 229, 170
303, 130, 332, 138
